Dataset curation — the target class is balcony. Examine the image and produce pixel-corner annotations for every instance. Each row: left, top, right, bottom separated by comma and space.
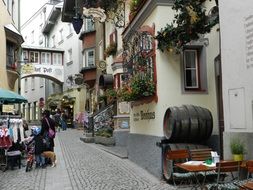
80, 66, 97, 88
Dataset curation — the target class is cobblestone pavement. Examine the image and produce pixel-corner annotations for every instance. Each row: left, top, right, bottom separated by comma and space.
0, 129, 178, 190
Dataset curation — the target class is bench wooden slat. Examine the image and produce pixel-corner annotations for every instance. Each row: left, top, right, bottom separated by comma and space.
190, 148, 212, 161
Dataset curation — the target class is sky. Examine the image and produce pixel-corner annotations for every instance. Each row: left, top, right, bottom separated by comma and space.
20, 0, 49, 25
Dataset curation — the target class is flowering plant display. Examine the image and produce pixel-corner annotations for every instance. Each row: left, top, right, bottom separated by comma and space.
118, 74, 155, 102
104, 42, 117, 57
155, 0, 219, 53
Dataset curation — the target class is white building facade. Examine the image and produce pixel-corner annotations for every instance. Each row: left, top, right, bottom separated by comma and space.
20, 1, 85, 123
219, 0, 253, 160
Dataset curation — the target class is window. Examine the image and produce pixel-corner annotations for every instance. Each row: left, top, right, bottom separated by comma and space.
84, 18, 94, 31
58, 29, 63, 43
39, 24, 43, 44
68, 49, 72, 63
31, 77, 35, 90
53, 53, 62, 65
31, 30, 34, 44
85, 49, 95, 67
183, 49, 199, 89
6, 42, 14, 69
23, 51, 28, 62
52, 35, 55, 47
115, 74, 126, 89
109, 30, 117, 44
182, 46, 207, 92
41, 52, 51, 65
30, 51, 39, 63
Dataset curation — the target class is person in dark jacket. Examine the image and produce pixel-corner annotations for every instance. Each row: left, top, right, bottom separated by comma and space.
31, 126, 46, 168
41, 110, 56, 152
34, 134, 46, 168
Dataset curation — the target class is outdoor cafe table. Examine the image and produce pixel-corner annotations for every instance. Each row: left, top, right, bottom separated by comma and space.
241, 181, 253, 190
175, 161, 216, 189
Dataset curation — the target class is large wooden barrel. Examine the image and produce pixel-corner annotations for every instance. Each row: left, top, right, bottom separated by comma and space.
163, 105, 213, 143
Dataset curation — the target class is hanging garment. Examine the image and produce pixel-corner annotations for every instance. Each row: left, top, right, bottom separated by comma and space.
0, 127, 12, 148
12, 121, 18, 143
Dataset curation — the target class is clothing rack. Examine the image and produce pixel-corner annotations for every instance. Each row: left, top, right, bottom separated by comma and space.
0, 115, 23, 171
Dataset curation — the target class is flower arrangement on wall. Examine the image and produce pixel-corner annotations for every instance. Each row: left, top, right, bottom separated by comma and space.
155, 0, 219, 53
118, 74, 155, 102
105, 88, 117, 103
99, 0, 125, 27
104, 42, 117, 57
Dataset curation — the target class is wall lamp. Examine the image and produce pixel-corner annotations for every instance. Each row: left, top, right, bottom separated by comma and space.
72, 0, 83, 34
72, 14, 83, 34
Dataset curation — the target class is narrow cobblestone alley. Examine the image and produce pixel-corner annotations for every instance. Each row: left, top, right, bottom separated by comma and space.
0, 129, 175, 190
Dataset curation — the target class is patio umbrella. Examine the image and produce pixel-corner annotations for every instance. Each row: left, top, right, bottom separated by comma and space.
0, 88, 27, 104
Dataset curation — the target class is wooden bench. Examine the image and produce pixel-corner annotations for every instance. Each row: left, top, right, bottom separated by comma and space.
165, 149, 195, 185
189, 148, 212, 161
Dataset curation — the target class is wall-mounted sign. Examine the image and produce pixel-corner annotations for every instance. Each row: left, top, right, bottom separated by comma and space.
133, 110, 155, 122
21, 63, 64, 83
118, 101, 130, 114
21, 64, 34, 74
98, 60, 107, 69
83, 7, 107, 23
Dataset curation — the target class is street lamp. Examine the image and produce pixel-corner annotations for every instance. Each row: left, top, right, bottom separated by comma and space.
72, 0, 83, 34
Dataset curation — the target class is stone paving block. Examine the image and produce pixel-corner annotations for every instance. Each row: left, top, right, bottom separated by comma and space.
0, 129, 177, 190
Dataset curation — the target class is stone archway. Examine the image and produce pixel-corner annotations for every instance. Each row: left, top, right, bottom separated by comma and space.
20, 63, 64, 84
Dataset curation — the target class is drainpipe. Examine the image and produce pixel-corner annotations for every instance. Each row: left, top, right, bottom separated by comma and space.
17, 0, 22, 114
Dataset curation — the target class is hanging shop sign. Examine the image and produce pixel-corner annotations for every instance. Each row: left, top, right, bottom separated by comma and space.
83, 7, 106, 22
21, 63, 64, 83
97, 60, 107, 70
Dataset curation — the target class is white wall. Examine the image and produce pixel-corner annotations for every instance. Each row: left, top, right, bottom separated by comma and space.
130, 1, 219, 137
21, 4, 53, 46
219, 0, 253, 132
47, 16, 83, 91
21, 4, 53, 104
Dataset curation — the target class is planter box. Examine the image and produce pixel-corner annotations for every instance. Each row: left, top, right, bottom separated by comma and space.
95, 136, 115, 146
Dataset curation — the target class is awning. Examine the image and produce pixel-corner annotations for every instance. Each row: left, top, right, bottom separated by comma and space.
4, 24, 24, 45
0, 88, 27, 104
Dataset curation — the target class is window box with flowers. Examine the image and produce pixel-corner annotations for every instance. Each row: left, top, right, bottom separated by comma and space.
104, 42, 117, 57
121, 25, 157, 105
118, 74, 155, 102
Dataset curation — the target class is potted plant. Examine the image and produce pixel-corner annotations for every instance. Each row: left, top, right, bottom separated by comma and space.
230, 138, 246, 161
105, 88, 117, 103
104, 42, 117, 57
